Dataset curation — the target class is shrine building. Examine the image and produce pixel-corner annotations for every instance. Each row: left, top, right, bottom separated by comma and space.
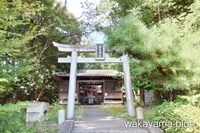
53, 69, 123, 105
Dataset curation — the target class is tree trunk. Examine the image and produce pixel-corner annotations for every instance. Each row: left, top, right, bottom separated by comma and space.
36, 89, 43, 102
154, 90, 161, 99
140, 88, 145, 107
12, 89, 19, 103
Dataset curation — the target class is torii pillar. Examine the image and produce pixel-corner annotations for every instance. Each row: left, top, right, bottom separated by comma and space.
122, 54, 135, 116
67, 51, 77, 119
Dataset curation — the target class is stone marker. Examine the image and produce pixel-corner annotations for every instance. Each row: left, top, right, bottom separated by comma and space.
58, 110, 65, 125
144, 90, 153, 104
136, 107, 144, 120
26, 102, 49, 123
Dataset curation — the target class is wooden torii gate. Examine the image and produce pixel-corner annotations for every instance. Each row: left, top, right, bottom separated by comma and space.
53, 42, 135, 119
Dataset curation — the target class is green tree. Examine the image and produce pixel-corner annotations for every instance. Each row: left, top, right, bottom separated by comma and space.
0, 0, 82, 103
104, 8, 200, 99
0, 0, 41, 97
97, 0, 195, 26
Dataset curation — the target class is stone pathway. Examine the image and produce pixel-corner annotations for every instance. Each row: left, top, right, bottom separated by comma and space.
71, 105, 149, 133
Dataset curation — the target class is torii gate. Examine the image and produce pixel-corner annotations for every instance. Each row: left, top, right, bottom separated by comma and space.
53, 42, 135, 119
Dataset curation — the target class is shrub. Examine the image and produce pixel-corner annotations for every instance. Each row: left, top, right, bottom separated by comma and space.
153, 102, 200, 133
0, 102, 60, 133
175, 94, 200, 108
0, 102, 37, 133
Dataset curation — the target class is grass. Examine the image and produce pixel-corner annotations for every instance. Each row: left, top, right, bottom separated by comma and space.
33, 124, 59, 133
48, 103, 84, 122
74, 105, 84, 120
0, 102, 85, 133
48, 102, 65, 122
102, 105, 156, 121
35, 104, 84, 133
143, 107, 156, 120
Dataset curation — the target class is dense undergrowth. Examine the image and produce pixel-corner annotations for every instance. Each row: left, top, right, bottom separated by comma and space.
0, 102, 84, 133
103, 100, 200, 133
0, 102, 38, 133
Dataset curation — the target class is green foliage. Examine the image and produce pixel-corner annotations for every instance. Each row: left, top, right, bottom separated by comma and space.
0, 0, 41, 94
98, 0, 195, 26
103, 103, 200, 133
0, 102, 85, 133
143, 107, 156, 120
0, 102, 37, 133
182, 0, 200, 30
153, 102, 200, 133
108, 0, 144, 20
176, 94, 200, 108
141, 0, 194, 26
104, 8, 200, 92
0, 0, 81, 103
0, 78, 9, 93
146, 18, 200, 90
16, 67, 58, 103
